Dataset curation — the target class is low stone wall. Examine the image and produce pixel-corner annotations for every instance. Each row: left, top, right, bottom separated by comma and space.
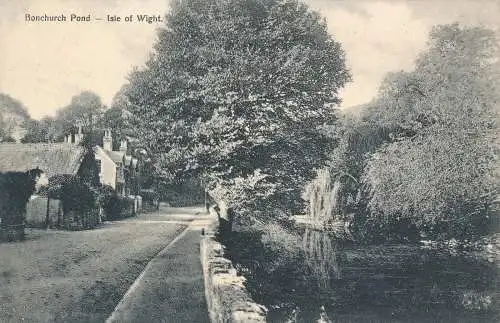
201, 211, 267, 323
26, 196, 61, 228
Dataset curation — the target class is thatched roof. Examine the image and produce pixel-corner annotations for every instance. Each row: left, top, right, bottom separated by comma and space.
0, 143, 86, 177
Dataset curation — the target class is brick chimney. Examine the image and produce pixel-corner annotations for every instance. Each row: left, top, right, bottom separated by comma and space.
74, 125, 83, 145
119, 139, 128, 152
103, 129, 113, 151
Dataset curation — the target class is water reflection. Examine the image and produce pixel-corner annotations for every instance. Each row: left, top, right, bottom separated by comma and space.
303, 228, 342, 285
273, 230, 498, 323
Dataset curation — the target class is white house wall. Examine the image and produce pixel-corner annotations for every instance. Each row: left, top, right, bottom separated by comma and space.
94, 146, 117, 189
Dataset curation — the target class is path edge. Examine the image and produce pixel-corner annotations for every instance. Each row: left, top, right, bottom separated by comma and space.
105, 225, 190, 323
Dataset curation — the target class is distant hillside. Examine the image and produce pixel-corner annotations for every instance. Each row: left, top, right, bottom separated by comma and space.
0, 93, 30, 142
0, 94, 29, 117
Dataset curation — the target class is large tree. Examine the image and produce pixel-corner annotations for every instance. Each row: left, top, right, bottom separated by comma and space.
22, 91, 106, 143
99, 85, 135, 148
20, 119, 48, 143
361, 23, 500, 239
125, 0, 351, 219
56, 91, 105, 133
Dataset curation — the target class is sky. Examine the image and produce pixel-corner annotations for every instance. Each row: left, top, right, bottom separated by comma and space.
1, 0, 499, 119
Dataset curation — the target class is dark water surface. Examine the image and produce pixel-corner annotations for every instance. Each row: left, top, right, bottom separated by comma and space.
267, 243, 499, 322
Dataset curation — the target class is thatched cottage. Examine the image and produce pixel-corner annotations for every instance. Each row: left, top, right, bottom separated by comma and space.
0, 142, 97, 180
0, 142, 99, 228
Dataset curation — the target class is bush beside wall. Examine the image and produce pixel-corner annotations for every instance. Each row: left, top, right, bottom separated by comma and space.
61, 208, 100, 230
101, 194, 136, 220
98, 185, 137, 220
46, 174, 101, 230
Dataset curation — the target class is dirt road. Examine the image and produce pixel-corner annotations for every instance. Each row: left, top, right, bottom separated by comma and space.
0, 206, 209, 323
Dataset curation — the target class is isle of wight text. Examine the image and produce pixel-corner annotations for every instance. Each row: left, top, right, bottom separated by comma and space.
25, 13, 164, 24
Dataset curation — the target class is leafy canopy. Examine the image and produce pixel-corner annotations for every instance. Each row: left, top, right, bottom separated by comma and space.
125, 0, 351, 217
21, 91, 106, 143
361, 23, 500, 237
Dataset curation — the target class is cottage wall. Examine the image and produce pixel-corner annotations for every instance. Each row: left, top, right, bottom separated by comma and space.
94, 147, 117, 189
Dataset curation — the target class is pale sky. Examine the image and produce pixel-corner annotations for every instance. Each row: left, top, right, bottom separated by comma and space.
0, 0, 499, 119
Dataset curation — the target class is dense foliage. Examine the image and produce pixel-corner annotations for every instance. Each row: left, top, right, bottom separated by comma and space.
48, 175, 98, 215
360, 24, 500, 240
0, 93, 29, 142
0, 170, 42, 226
155, 178, 205, 207
57, 91, 104, 130
21, 90, 135, 146
99, 185, 136, 220
125, 0, 351, 221
0, 93, 30, 118
21, 91, 106, 143
305, 23, 500, 242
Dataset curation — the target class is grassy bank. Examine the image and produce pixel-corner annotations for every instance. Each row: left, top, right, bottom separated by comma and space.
0, 222, 185, 322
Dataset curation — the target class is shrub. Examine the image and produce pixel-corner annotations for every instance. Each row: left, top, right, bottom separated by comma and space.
45, 175, 100, 230
64, 181, 96, 214
47, 175, 97, 214
0, 170, 43, 227
100, 187, 135, 220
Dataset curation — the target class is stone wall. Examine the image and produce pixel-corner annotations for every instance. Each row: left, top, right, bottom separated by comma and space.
201, 209, 267, 323
25, 196, 61, 228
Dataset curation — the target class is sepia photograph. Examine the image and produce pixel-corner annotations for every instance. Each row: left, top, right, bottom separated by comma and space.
0, 0, 499, 322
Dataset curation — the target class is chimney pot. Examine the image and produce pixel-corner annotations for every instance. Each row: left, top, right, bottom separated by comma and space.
119, 139, 128, 152
103, 129, 113, 151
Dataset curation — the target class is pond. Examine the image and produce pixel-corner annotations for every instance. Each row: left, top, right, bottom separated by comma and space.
228, 230, 499, 323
